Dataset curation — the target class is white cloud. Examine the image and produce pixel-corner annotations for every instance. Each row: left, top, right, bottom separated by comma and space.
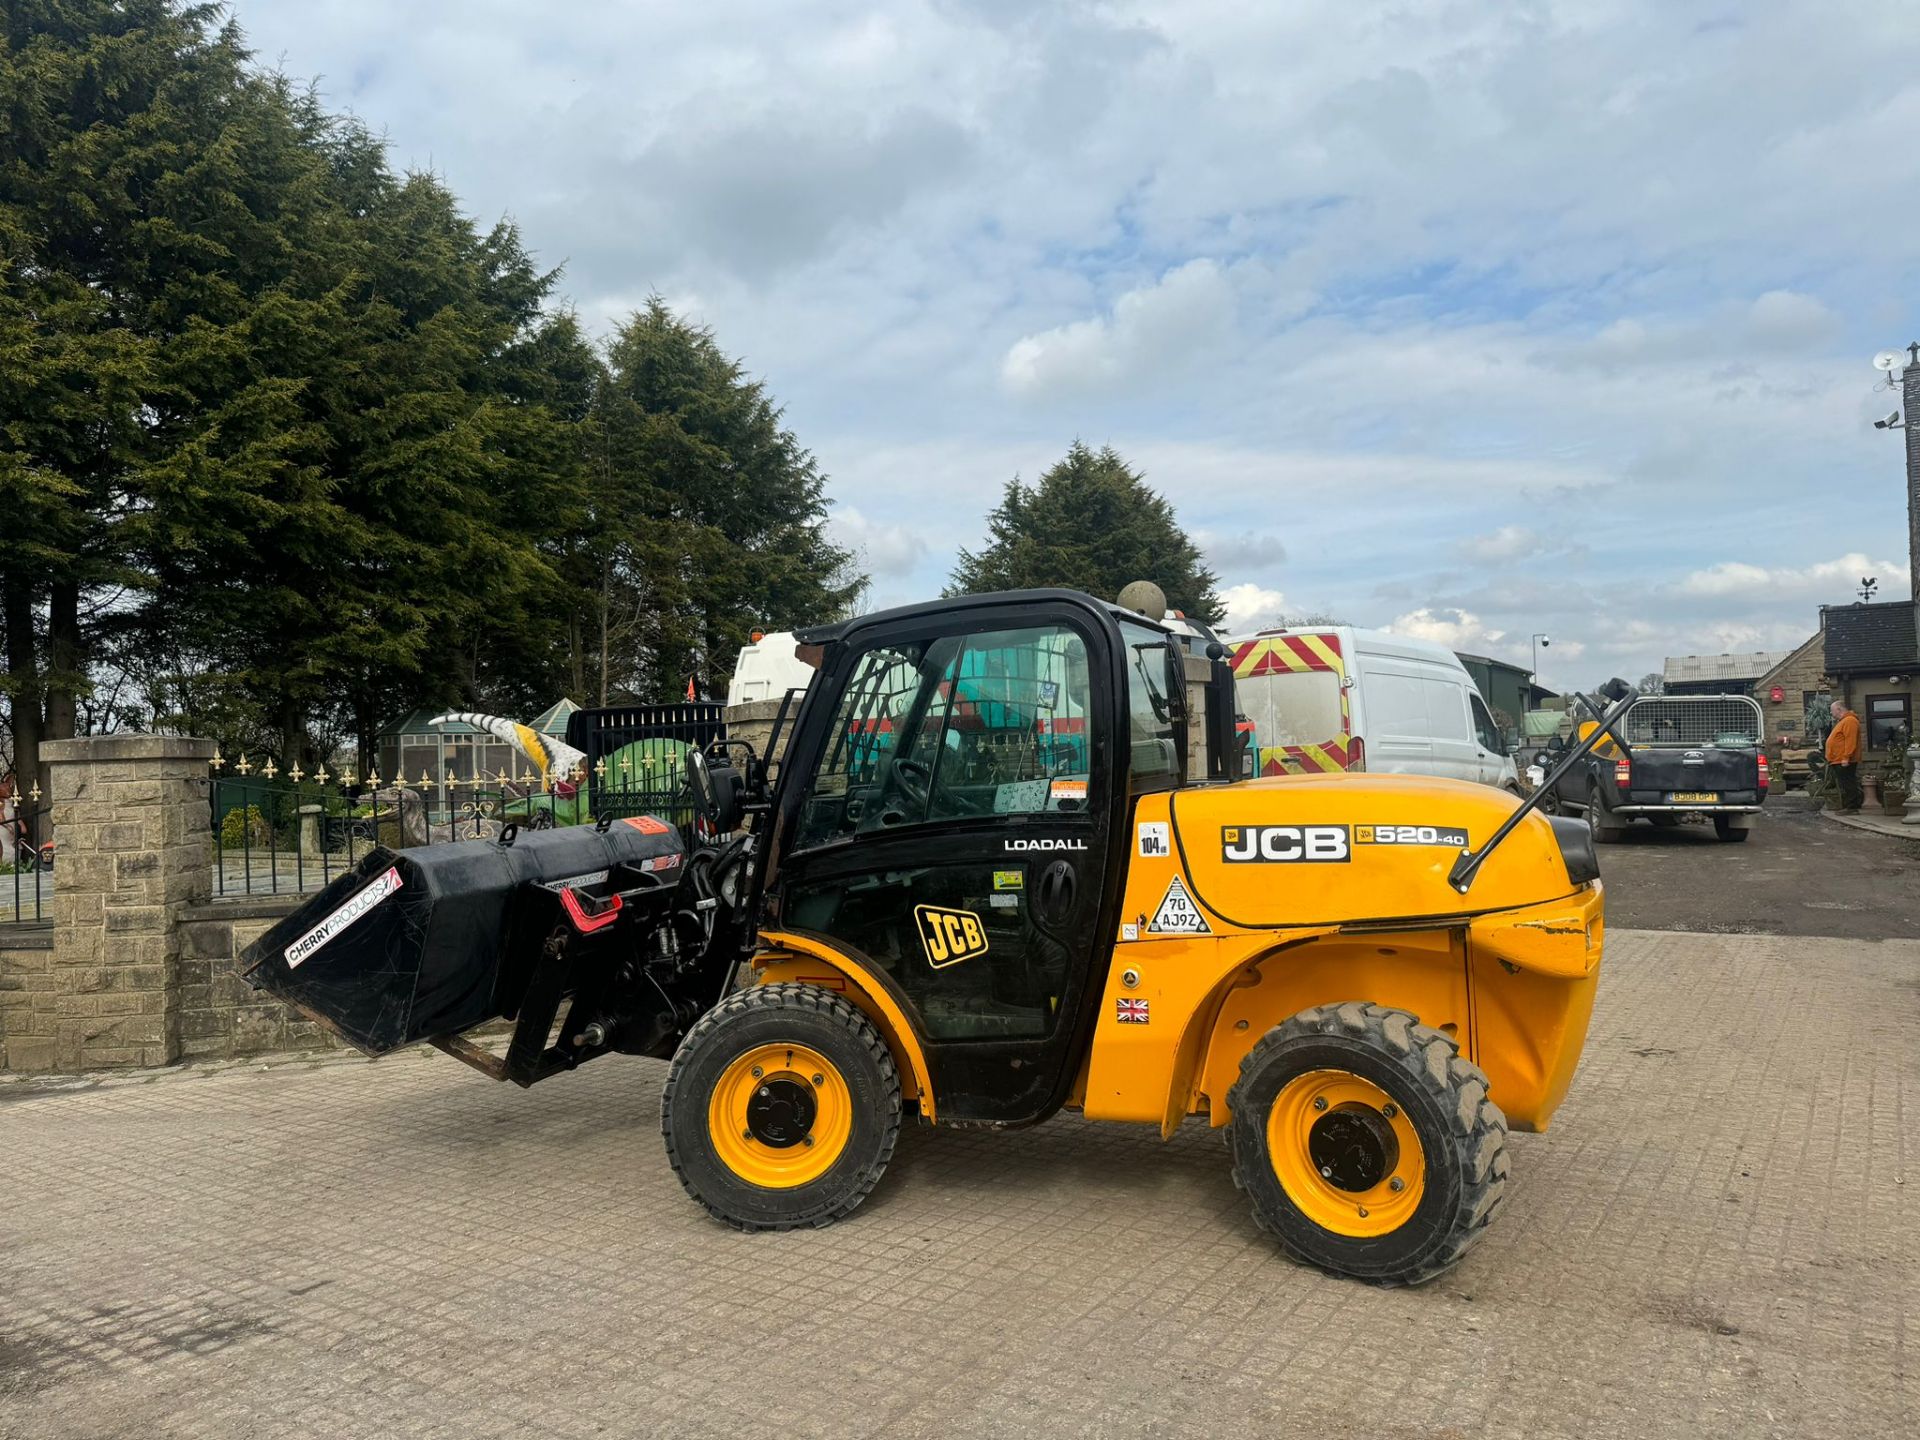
1219, 583, 1289, 635
1679, 552, 1911, 598
829, 506, 929, 578
1385, 607, 1507, 652
1458, 526, 1544, 562
1001, 259, 1237, 399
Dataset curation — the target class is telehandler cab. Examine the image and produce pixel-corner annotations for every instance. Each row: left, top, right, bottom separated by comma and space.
245, 589, 1615, 1285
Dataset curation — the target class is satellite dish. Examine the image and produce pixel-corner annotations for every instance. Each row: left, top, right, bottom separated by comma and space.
1116, 580, 1168, 621
1874, 351, 1904, 371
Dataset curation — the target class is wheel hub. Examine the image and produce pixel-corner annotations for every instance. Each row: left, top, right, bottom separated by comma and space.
745, 1077, 817, 1148
1308, 1104, 1400, 1192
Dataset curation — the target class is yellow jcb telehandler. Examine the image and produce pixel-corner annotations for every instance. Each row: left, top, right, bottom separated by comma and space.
245, 589, 1617, 1284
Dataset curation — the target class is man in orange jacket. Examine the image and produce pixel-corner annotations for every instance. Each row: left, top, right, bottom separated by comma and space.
1826, 701, 1863, 812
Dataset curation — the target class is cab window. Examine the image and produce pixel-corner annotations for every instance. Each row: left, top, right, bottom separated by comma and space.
792, 624, 1094, 849
1121, 621, 1181, 792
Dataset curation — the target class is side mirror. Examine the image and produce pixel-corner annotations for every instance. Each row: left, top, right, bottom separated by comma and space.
686, 748, 744, 834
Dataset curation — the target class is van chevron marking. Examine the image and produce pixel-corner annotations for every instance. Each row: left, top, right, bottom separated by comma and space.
284, 866, 403, 969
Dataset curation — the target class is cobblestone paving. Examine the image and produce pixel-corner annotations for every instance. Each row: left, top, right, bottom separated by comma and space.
2, 929, 1915, 1439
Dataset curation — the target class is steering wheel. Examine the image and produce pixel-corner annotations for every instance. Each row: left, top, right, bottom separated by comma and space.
889, 757, 932, 815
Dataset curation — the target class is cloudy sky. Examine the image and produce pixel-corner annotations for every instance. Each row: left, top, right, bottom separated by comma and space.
239, 0, 1918, 690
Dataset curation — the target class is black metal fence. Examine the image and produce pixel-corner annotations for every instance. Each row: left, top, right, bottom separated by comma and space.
3, 801, 54, 927
568, 703, 724, 835
207, 766, 567, 899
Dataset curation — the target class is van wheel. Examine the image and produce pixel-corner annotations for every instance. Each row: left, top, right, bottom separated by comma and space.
1587, 785, 1627, 844
1712, 816, 1751, 843
662, 984, 902, 1231
1227, 1002, 1509, 1286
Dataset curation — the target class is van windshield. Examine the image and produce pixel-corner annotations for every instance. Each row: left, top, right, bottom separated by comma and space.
1239, 670, 1344, 747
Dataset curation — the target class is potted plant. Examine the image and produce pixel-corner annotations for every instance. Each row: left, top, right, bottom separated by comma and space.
1881, 728, 1911, 816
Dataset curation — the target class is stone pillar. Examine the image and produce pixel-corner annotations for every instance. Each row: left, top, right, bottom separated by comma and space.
724, 698, 799, 775
39, 735, 214, 1070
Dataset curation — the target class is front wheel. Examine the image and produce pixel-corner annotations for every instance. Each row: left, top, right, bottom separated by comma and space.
1228, 1002, 1509, 1286
662, 984, 902, 1231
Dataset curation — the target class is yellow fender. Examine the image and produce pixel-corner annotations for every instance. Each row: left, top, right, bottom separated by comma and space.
752, 929, 939, 1122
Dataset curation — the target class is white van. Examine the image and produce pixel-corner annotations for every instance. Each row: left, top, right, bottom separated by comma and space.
726, 631, 816, 708
1226, 627, 1518, 791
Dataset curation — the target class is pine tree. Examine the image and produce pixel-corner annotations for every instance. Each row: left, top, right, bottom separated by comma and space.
947, 442, 1224, 623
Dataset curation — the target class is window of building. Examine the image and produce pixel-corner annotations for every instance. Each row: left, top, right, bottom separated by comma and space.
1865, 693, 1912, 750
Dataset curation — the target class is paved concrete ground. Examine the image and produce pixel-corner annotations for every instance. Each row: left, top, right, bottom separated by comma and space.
3, 927, 1916, 1439
1597, 793, 1920, 939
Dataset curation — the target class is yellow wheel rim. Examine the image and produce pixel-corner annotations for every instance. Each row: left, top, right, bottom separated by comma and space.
707, 1043, 853, 1189
1268, 1069, 1426, 1238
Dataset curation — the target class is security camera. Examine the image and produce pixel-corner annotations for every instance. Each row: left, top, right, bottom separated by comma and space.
1875, 411, 1902, 428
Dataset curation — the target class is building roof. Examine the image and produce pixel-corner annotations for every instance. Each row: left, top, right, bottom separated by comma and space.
379, 708, 482, 739
378, 698, 580, 740
1454, 651, 1532, 678
1823, 600, 1919, 674
529, 697, 579, 737
1662, 651, 1796, 687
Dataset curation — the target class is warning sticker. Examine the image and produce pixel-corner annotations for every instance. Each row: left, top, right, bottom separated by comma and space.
1146, 875, 1211, 935
284, 866, 403, 969
1137, 821, 1170, 858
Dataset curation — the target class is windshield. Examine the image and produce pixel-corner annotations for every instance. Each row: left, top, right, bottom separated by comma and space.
1238, 670, 1344, 748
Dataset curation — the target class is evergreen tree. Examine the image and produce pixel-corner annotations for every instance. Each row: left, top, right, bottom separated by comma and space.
947, 442, 1224, 623
1, 3, 857, 782
587, 300, 853, 703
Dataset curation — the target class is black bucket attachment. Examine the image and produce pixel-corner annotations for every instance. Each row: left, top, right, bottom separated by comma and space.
242, 818, 685, 1056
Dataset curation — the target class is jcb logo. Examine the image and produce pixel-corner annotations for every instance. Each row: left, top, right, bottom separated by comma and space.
1220, 825, 1351, 864
915, 905, 990, 968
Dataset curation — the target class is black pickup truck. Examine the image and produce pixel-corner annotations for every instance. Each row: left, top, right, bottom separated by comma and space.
1536, 692, 1769, 843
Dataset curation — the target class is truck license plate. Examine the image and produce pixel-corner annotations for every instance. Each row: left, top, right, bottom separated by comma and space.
1669, 791, 1719, 803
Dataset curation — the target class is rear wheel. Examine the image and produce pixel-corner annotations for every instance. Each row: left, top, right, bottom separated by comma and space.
1713, 816, 1751, 843
1588, 784, 1627, 844
662, 983, 902, 1231
1228, 1002, 1509, 1286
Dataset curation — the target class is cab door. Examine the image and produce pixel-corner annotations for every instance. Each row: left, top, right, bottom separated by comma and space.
759, 597, 1126, 1126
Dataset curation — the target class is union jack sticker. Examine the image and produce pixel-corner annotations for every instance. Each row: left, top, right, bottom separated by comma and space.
1116, 997, 1150, 1024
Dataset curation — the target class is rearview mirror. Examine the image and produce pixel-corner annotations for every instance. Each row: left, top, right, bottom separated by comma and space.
686, 748, 744, 834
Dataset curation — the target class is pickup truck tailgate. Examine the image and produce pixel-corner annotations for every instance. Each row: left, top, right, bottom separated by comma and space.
1622, 747, 1760, 801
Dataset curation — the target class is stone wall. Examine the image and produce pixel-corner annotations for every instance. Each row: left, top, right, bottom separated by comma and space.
0, 930, 56, 1073
1756, 632, 1830, 764
0, 735, 337, 1075
177, 896, 333, 1060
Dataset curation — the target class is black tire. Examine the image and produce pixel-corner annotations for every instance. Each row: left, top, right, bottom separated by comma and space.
662, 983, 901, 1231
1588, 784, 1627, 844
1227, 1002, 1509, 1286
1712, 816, 1751, 843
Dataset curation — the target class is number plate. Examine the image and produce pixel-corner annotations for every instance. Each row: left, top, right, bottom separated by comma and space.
1668, 791, 1719, 803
